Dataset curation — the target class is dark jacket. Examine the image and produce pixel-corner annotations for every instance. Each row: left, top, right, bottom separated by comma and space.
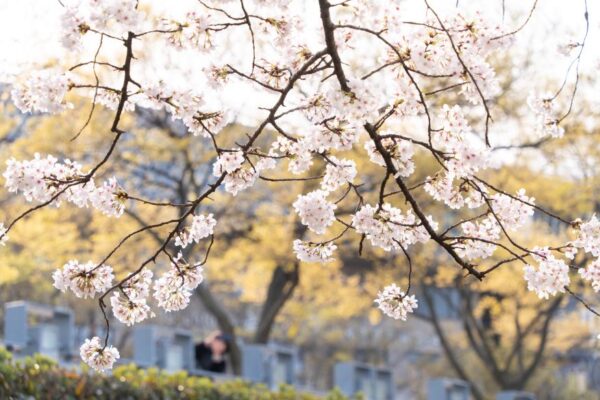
195, 343, 226, 373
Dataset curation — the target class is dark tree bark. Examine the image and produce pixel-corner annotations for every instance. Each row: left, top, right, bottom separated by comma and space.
254, 263, 300, 343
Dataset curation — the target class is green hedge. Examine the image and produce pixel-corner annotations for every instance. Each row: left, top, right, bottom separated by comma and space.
0, 347, 349, 400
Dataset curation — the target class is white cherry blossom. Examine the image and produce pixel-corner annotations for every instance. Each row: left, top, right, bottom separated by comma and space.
153, 278, 192, 312
293, 190, 336, 234
293, 240, 337, 263
523, 248, 570, 299
352, 204, 433, 252
527, 93, 564, 138
365, 138, 415, 178
175, 213, 217, 248
375, 283, 418, 321
223, 168, 257, 196
572, 215, 600, 257
152, 256, 204, 312
301, 122, 361, 153
579, 258, 600, 292
3, 154, 125, 217
60, 7, 88, 50
80, 337, 120, 372
321, 157, 357, 192
163, 254, 205, 291
0, 0, 592, 370
491, 189, 534, 230
455, 217, 501, 260
11, 70, 71, 114
121, 269, 153, 299
213, 150, 245, 176
52, 260, 114, 299
424, 173, 465, 209
110, 293, 155, 326
446, 140, 490, 178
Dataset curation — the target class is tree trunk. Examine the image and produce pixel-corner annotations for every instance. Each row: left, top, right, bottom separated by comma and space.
253, 263, 300, 343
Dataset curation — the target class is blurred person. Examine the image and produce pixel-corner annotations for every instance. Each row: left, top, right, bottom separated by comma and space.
194, 330, 231, 373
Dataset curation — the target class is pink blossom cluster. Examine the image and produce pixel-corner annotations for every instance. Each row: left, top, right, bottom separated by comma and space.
293, 240, 337, 263
352, 204, 434, 252
523, 248, 570, 299
321, 157, 357, 191
455, 216, 501, 261
52, 260, 114, 299
110, 269, 155, 326
365, 138, 415, 178
175, 213, 217, 249
153, 255, 205, 312
293, 190, 337, 235
79, 337, 120, 372
571, 216, 600, 292
527, 94, 564, 138
11, 70, 72, 114
61, 0, 142, 50
4, 154, 125, 217
374, 283, 418, 321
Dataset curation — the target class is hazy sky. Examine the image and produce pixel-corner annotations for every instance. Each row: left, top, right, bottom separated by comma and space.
0, 0, 597, 166
0, 0, 597, 77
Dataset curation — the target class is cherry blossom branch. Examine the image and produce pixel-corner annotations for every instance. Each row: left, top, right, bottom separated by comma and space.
91, 218, 182, 273
475, 177, 572, 225
480, 254, 527, 276
226, 64, 283, 92
491, 0, 539, 41
334, 23, 444, 167
425, 81, 468, 96
399, 244, 414, 295
243, 49, 328, 150
6, 29, 140, 244
1, 181, 82, 238
125, 195, 193, 207
259, 175, 324, 182
108, 32, 135, 135
439, 211, 490, 238
97, 174, 226, 347
447, 235, 528, 264
556, 0, 589, 124
318, 0, 351, 92
89, 44, 330, 348
424, 0, 493, 146
71, 33, 105, 141
238, 0, 257, 73
379, 134, 447, 158
364, 122, 483, 280
564, 286, 600, 317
